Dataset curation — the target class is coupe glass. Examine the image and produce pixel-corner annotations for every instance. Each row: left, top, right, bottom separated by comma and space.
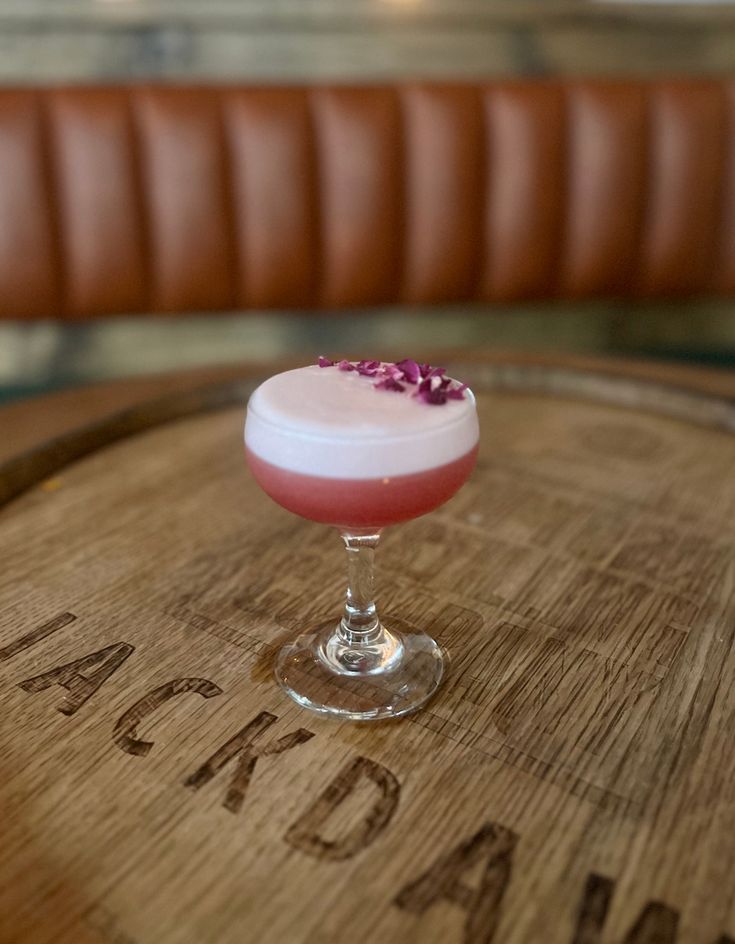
244, 361, 479, 721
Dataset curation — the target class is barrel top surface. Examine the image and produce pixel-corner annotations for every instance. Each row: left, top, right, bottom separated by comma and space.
1, 366, 734, 944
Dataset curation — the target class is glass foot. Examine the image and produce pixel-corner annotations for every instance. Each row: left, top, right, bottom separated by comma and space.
274, 618, 445, 721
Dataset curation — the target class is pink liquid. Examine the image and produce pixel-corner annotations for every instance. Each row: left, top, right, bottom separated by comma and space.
246, 444, 479, 529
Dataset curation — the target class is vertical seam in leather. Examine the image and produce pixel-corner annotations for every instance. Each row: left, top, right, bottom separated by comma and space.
554, 82, 572, 299
306, 87, 323, 307
632, 83, 654, 296
395, 85, 409, 304
37, 90, 65, 318
476, 85, 489, 302
128, 89, 153, 312
217, 92, 239, 310
469, 84, 486, 302
709, 83, 730, 295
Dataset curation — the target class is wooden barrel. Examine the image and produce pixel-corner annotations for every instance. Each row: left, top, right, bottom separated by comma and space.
1, 363, 734, 944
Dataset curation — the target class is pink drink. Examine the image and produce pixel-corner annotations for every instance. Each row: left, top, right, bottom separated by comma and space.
246, 444, 478, 529
244, 361, 480, 720
244, 363, 479, 529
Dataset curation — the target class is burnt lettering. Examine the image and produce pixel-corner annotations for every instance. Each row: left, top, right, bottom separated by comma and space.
285, 756, 399, 861
184, 710, 314, 813
624, 902, 679, 943
113, 678, 222, 756
572, 873, 678, 944
395, 821, 516, 944
19, 642, 134, 716
571, 874, 615, 944
0, 612, 76, 662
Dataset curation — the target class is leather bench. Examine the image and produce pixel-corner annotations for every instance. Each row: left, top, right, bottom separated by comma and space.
1, 80, 733, 320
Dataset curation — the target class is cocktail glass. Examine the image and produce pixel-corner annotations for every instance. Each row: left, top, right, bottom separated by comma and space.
244, 361, 479, 720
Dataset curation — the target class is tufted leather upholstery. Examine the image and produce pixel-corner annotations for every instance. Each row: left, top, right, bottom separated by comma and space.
0, 80, 733, 320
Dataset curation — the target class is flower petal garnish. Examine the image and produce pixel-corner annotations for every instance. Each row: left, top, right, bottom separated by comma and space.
374, 377, 405, 393
418, 385, 448, 405
315, 357, 468, 402
356, 359, 379, 376
395, 358, 420, 384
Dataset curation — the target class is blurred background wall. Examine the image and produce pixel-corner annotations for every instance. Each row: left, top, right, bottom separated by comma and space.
2, 0, 735, 400
2, 1, 735, 82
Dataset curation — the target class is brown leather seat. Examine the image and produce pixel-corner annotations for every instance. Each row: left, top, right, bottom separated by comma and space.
1, 80, 733, 320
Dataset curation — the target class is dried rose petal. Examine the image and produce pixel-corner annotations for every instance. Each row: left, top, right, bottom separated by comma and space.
418, 386, 448, 405
317, 355, 467, 404
442, 380, 469, 400
375, 377, 405, 393
395, 358, 420, 384
355, 358, 379, 377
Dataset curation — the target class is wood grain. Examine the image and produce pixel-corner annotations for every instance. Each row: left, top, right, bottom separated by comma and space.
0, 371, 734, 944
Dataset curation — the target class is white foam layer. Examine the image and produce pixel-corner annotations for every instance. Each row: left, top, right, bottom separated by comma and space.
245, 365, 479, 478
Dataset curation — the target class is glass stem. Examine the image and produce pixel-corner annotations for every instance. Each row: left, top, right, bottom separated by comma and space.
318, 530, 403, 675
339, 531, 382, 646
